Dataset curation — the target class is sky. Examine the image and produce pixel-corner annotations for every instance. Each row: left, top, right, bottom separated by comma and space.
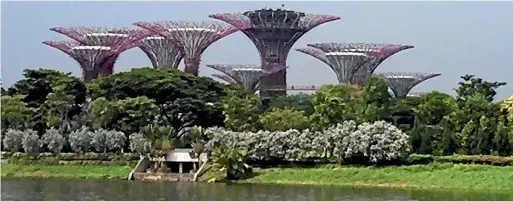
2, 1, 513, 100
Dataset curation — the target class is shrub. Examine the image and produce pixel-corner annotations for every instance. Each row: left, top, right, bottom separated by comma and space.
129, 133, 151, 156
91, 129, 108, 153
21, 129, 41, 155
339, 121, 411, 163
68, 126, 93, 153
106, 130, 126, 152
2, 129, 24, 152
205, 121, 410, 165
41, 127, 66, 153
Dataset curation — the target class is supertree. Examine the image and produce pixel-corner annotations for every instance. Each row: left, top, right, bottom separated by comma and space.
47, 26, 151, 79
138, 36, 184, 69
305, 42, 414, 86
207, 64, 287, 93
376, 72, 441, 98
133, 21, 238, 76
306, 43, 372, 84
42, 40, 114, 81
209, 9, 340, 96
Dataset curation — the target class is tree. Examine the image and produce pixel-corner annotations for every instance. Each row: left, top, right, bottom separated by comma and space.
7, 69, 85, 108
263, 93, 314, 115
260, 107, 310, 131
114, 96, 158, 134
7, 69, 86, 134
43, 85, 75, 129
1, 95, 33, 130
87, 68, 227, 136
414, 91, 458, 126
455, 74, 506, 103
221, 91, 260, 132
360, 77, 392, 122
90, 97, 117, 130
310, 84, 362, 130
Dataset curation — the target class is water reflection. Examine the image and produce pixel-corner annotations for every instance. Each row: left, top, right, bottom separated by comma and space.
1, 178, 512, 201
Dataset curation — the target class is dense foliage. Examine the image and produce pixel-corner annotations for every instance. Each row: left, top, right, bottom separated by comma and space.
2, 68, 512, 173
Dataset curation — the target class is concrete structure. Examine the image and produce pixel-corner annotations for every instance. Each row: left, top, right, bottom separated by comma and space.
377, 72, 441, 98
165, 148, 208, 174
207, 64, 287, 93
299, 43, 414, 86
139, 36, 184, 68
133, 21, 238, 76
209, 9, 340, 96
45, 27, 149, 81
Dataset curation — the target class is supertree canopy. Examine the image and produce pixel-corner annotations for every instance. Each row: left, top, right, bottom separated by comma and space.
139, 36, 184, 69
133, 21, 238, 76
376, 72, 441, 98
307, 43, 374, 84
207, 64, 287, 93
304, 43, 413, 86
47, 26, 151, 79
209, 9, 340, 96
42, 40, 114, 81
295, 47, 331, 67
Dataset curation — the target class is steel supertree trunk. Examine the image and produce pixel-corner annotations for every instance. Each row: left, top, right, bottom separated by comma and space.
306, 43, 414, 86
42, 41, 113, 81
139, 36, 184, 68
48, 27, 151, 79
207, 64, 286, 94
376, 72, 441, 98
209, 9, 340, 96
133, 21, 238, 76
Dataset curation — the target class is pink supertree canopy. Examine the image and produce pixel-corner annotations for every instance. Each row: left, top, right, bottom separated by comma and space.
46, 26, 151, 80
42, 40, 115, 81
209, 9, 340, 96
133, 21, 238, 76
376, 72, 441, 98
207, 64, 287, 93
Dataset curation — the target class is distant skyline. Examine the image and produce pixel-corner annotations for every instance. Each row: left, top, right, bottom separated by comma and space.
2, 1, 512, 100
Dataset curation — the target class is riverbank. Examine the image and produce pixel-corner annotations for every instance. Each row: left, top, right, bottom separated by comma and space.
1, 164, 132, 180
240, 163, 513, 191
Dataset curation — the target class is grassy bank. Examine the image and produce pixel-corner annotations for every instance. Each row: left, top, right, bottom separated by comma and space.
1, 164, 133, 180
241, 163, 513, 191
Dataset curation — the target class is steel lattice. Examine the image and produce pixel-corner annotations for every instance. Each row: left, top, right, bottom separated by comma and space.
139, 36, 184, 68
207, 64, 286, 93
307, 42, 414, 86
295, 47, 330, 67
209, 9, 340, 96
42, 40, 114, 81
133, 21, 238, 76
376, 72, 441, 98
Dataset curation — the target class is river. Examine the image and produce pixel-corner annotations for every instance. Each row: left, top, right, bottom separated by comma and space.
1, 178, 512, 201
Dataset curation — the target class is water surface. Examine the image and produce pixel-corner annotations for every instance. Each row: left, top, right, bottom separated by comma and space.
1, 178, 512, 201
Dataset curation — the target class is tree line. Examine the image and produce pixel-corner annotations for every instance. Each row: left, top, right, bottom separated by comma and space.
1, 68, 512, 163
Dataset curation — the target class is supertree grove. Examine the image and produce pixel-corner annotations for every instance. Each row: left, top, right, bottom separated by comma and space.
45, 27, 151, 80
133, 21, 238, 76
207, 64, 287, 93
376, 72, 441, 98
138, 36, 184, 69
209, 9, 340, 96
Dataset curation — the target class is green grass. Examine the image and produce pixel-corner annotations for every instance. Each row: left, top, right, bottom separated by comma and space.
1, 164, 133, 180
241, 163, 513, 191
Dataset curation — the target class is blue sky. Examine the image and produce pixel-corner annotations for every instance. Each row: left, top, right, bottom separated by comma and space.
2, 1, 512, 100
